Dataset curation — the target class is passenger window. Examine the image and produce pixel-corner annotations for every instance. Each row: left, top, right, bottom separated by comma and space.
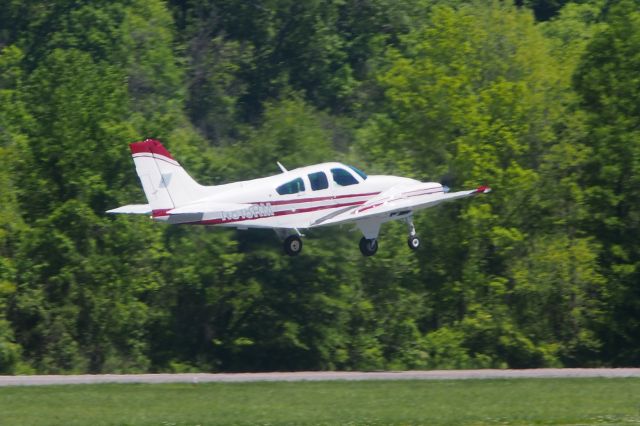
331, 168, 359, 186
276, 178, 305, 195
308, 171, 328, 191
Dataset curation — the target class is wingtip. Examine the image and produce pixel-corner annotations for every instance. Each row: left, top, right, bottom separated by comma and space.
476, 185, 491, 194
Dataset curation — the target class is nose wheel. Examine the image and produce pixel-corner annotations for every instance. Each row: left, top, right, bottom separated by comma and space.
359, 237, 378, 256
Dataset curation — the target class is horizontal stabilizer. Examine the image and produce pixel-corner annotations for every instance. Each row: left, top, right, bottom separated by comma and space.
106, 204, 152, 215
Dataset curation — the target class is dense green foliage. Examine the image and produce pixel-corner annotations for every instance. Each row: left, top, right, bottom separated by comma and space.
0, 0, 638, 373
2, 379, 640, 425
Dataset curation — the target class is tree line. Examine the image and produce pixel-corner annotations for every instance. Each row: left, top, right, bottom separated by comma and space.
0, 0, 639, 373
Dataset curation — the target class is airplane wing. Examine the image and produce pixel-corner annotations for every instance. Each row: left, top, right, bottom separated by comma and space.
310, 183, 490, 227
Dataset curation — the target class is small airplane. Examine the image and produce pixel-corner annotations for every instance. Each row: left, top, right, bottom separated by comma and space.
108, 139, 490, 256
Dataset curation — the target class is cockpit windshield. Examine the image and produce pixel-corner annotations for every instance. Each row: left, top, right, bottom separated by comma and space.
347, 165, 368, 180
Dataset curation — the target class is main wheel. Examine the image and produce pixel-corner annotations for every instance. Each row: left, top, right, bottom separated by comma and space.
407, 235, 421, 251
359, 237, 378, 256
284, 235, 303, 256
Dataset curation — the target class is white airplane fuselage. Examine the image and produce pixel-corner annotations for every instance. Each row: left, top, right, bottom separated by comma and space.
153, 161, 433, 230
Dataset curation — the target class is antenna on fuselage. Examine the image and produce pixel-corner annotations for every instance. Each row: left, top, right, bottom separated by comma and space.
277, 161, 288, 173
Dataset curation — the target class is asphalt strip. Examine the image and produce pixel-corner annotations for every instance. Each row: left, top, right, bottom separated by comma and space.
1, 369, 640, 386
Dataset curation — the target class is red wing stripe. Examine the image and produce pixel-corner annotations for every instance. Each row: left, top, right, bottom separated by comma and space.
400, 189, 442, 197
353, 189, 443, 214
357, 202, 384, 213
403, 187, 441, 195
403, 190, 443, 199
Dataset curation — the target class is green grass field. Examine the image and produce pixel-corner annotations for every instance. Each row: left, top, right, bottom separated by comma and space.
1, 378, 639, 425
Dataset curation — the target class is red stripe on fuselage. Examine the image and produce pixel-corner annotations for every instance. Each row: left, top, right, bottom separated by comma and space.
152, 192, 381, 219
196, 200, 366, 225
253, 191, 380, 206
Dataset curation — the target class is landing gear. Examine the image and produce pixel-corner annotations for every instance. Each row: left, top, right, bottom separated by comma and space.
284, 235, 303, 256
407, 235, 421, 250
359, 237, 378, 256
406, 218, 420, 251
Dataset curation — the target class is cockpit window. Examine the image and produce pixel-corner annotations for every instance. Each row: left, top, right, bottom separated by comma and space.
276, 177, 305, 195
308, 171, 328, 191
331, 168, 359, 186
348, 165, 368, 180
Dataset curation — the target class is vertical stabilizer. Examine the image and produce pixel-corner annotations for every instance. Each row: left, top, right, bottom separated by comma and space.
129, 139, 207, 214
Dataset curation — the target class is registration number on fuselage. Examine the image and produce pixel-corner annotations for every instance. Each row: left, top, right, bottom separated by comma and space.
220, 203, 275, 221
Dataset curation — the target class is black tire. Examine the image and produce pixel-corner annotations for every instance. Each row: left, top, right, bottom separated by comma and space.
284, 235, 303, 256
408, 235, 420, 251
359, 237, 378, 256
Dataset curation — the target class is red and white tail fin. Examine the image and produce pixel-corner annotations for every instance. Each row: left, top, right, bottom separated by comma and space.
128, 139, 207, 213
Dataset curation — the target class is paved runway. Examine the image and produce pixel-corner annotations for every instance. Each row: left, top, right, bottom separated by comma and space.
1, 368, 639, 386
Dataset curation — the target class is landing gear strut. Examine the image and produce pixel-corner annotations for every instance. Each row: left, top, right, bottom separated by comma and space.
359, 237, 378, 256
406, 218, 420, 251
284, 235, 303, 256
